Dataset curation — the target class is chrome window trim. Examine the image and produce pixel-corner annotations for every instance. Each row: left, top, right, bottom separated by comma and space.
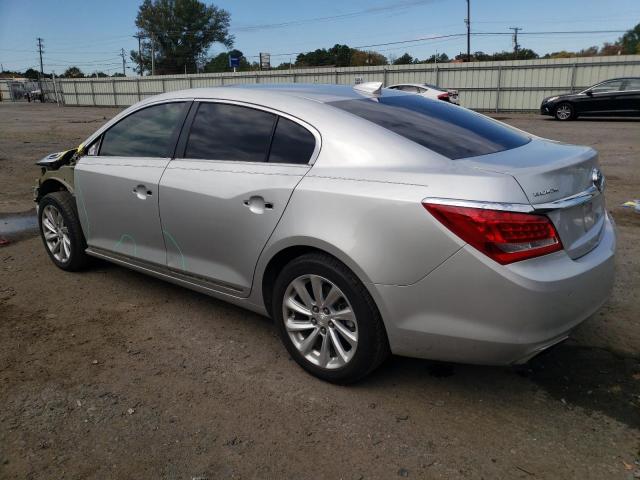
81, 97, 193, 150
193, 97, 322, 166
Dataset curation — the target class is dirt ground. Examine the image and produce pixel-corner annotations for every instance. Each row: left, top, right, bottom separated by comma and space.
1, 102, 639, 479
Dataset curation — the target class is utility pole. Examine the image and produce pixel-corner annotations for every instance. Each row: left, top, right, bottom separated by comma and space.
465, 0, 471, 61
510, 27, 522, 59
120, 48, 126, 76
37, 37, 44, 74
151, 34, 155, 76
134, 34, 143, 76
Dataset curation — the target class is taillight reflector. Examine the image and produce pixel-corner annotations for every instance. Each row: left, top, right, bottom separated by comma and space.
423, 203, 563, 264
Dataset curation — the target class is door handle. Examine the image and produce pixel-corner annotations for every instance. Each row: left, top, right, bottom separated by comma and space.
133, 184, 153, 200
243, 196, 273, 214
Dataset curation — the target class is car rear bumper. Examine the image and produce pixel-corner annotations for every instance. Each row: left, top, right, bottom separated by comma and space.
372, 213, 616, 365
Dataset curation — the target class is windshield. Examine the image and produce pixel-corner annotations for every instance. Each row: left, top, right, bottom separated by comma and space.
328, 95, 530, 160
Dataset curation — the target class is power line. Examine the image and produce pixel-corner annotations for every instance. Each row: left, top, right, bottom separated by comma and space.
245, 28, 626, 59
233, 0, 438, 32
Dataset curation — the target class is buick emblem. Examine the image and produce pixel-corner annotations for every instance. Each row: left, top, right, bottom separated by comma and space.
591, 168, 605, 193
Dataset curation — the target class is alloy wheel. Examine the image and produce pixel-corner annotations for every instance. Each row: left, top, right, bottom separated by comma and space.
556, 104, 572, 120
282, 274, 359, 369
42, 204, 71, 263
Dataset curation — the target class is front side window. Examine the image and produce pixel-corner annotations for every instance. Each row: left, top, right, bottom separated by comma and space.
186, 103, 276, 162
329, 95, 530, 160
100, 102, 186, 157
268, 117, 316, 164
589, 80, 624, 94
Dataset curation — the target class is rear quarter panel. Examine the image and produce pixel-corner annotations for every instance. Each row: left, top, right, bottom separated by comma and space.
255, 175, 461, 287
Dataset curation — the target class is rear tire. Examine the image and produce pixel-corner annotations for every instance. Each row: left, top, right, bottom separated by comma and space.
272, 253, 389, 384
38, 191, 90, 271
554, 102, 576, 121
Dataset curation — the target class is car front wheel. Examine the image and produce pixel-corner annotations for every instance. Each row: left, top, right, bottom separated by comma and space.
38, 191, 89, 271
272, 253, 389, 383
554, 102, 575, 121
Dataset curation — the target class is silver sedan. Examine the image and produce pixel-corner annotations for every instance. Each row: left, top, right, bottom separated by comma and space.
35, 82, 616, 383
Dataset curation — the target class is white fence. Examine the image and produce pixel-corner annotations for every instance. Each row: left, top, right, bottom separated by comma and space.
12, 55, 640, 111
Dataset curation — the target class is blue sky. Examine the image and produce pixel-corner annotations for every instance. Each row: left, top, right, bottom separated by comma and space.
0, 0, 638, 74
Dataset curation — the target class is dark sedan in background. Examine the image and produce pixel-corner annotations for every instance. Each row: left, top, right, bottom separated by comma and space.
541, 77, 640, 120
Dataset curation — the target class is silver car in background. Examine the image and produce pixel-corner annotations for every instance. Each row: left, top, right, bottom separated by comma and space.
35, 82, 616, 383
387, 82, 460, 104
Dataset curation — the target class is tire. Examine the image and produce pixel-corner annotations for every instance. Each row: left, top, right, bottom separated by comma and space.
38, 191, 90, 271
272, 252, 389, 384
554, 102, 576, 121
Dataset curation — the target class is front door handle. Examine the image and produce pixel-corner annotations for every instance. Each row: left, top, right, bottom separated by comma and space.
133, 184, 153, 200
243, 196, 273, 214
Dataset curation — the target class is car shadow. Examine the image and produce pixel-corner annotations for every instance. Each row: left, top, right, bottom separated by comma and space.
363, 343, 640, 429
81, 261, 640, 429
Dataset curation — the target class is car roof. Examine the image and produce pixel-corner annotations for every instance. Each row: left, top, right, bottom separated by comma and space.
594, 77, 640, 82
150, 83, 404, 105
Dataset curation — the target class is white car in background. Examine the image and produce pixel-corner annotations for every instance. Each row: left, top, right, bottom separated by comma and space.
387, 83, 459, 105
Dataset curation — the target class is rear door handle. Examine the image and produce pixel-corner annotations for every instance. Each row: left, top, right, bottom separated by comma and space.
133, 184, 153, 200
243, 196, 273, 214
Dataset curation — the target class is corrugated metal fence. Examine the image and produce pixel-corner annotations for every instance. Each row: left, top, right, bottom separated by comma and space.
9, 55, 640, 111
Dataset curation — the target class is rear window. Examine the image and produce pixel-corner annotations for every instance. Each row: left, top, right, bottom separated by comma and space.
329, 95, 530, 159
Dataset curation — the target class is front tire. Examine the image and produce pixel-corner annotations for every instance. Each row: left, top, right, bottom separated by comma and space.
38, 191, 89, 271
272, 253, 389, 384
554, 102, 576, 121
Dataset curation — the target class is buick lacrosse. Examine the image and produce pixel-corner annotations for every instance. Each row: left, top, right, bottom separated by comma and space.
35, 82, 616, 383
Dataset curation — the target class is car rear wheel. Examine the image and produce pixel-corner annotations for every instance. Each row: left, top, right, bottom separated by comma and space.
38, 191, 90, 271
272, 253, 389, 383
554, 102, 575, 121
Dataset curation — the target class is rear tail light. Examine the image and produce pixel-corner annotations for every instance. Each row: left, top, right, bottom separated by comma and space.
437, 92, 450, 102
423, 203, 563, 264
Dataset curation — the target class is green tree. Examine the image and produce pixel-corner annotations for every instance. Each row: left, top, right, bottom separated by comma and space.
618, 23, 640, 54
62, 66, 85, 78
420, 53, 449, 63
23, 68, 40, 79
131, 0, 233, 75
393, 53, 414, 65
350, 50, 387, 66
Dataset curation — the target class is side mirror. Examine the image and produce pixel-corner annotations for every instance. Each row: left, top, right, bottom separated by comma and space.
585, 90, 593, 96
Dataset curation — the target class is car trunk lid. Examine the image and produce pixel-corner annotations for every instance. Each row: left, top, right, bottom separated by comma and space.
459, 138, 606, 259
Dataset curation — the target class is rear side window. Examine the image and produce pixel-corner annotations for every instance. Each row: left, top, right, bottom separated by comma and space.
100, 102, 186, 157
623, 78, 640, 91
186, 103, 276, 162
590, 80, 624, 93
268, 117, 316, 164
329, 95, 530, 159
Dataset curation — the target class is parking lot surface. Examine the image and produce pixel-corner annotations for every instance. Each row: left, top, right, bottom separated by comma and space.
1, 103, 639, 479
